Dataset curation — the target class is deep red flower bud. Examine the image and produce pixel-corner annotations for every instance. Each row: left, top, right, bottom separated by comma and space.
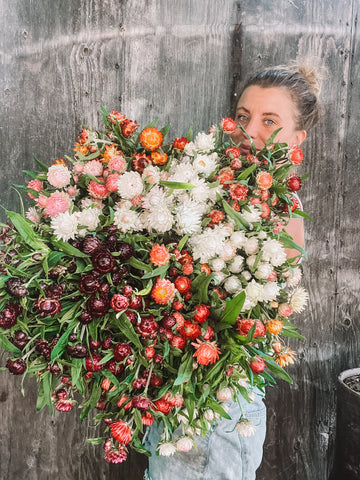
79, 274, 100, 294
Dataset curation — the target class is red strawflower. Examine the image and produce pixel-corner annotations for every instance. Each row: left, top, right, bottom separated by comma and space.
172, 137, 189, 150
56, 399, 74, 412
110, 294, 129, 312
194, 304, 210, 323
85, 353, 104, 372
104, 445, 128, 464
113, 343, 131, 362
153, 398, 173, 415
174, 276, 192, 294
203, 325, 214, 341
207, 209, 225, 227
290, 146, 303, 165
225, 146, 241, 159
217, 167, 234, 186
181, 321, 202, 341
170, 335, 186, 350
87, 177, 111, 199
236, 318, 266, 337
220, 117, 237, 134
172, 299, 184, 311
229, 183, 249, 201
192, 339, 221, 365
287, 174, 302, 192
142, 412, 154, 426
121, 119, 138, 137
249, 356, 266, 374
110, 420, 132, 445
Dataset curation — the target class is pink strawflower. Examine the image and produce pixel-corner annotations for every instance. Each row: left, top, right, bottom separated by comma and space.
67, 186, 78, 197
88, 178, 111, 199
37, 194, 48, 208
26, 207, 40, 223
73, 163, 84, 174
108, 155, 127, 172
278, 303, 293, 317
27, 179, 43, 199
47, 164, 71, 188
45, 191, 72, 216
131, 194, 144, 206
106, 173, 121, 193
83, 160, 103, 177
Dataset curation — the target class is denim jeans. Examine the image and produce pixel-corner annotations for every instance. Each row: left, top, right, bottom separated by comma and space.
143, 390, 266, 480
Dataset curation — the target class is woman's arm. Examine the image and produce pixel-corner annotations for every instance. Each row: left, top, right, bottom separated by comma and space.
284, 217, 304, 260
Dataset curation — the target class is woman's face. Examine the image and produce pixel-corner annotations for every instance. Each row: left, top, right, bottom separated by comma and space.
232, 85, 306, 154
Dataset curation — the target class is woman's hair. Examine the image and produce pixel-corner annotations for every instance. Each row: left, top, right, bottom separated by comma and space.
241, 63, 322, 131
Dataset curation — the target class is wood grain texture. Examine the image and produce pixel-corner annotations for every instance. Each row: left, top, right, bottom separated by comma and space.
0, 0, 359, 479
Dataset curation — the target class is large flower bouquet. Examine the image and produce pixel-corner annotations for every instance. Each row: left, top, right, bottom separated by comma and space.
0, 109, 308, 463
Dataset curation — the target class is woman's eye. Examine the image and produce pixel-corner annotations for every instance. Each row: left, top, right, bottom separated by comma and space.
264, 119, 275, 126
236, 114, 248, 123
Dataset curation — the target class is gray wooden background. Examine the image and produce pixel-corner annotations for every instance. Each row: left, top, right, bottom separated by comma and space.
1, 1, 359, 479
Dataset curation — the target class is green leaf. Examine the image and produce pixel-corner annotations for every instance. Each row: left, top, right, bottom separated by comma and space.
127, 257, 152, 272
71, 358, 85, 394
186, 124, 193, 142
0, 275, 10, 288
191, 273, 215, 304
137, 279, 153, 296
177, 234, 190, 252
265, 358, 293, 383
278, 234, 307, 258
33, 155, 49, 172
6, 211, 50, 253
222, 200, 249, 230
0, 332, 22, 354
159, 180, 195, 190
174, 352, 193, 386
47, 251, 66, 268
117, 314, 143, 350
142, 264, 169, 280
221, 292, 246, 324
160, 123, 171, 140
237, 164, 257, 181
281, 326, 305, 340
265, 128, 282, 146
290, 210, 312, 221
86, 437, 107, 446
80, 382, 102, 420
50, 317, 79, 361
207, 397, 231, 420
50, 239, 89, 258
202, 352, 230, 384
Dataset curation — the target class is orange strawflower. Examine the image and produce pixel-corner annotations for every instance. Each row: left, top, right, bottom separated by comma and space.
151, 150, 168, 165
78, 128, 89, 144
266, 319, 284, 335
256, 171, 273, 190
101, 378, 111, 391
191, 339, 221, 365
149, 244, 170, 267
73, 142, 89, 155
52, 158, 67, 166
200, 264, 211, 276
140, 127, 163, 151
274, 347, 296, 367
151, 278, 175, 305
102, 143, 119, 163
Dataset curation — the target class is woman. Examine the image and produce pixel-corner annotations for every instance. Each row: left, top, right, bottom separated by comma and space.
144, 64, 322, 480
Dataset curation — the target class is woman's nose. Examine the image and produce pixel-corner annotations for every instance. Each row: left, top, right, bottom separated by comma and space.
244, 118, 259, 139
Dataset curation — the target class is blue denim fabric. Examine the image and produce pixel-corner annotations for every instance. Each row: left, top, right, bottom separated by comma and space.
143, 390, 266, 480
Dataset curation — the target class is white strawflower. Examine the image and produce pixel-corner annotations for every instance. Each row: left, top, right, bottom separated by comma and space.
189, 177, 215, 204
190, 225, 231, 263
230, 231, 246, 248
213, 272, 227, 284
47, 164, 71, 188
238, 375, 249, 388
262, 239, 287, 267
169, 162, 197, 183
224, 276, 242, 295
289, 287, 309, 313
183, 141, 196, 156
211, 258, 226, 272
244, 237, 259, 255
255, 263, 273, 280
176, 436, 193, 453
158, 443, 177, 457
117, 171, 143, 199
242, 297, 256, 312
285, 267, 302, 287
246, 255, 257, 268
262, 282, 281, 302
175, 200, 203, 235
113, 208, 142, 233
194, 132, 216, 153
236, 418, 256, 437
245, 279, 263, 303
242, 205, 262, 224
242, 270, 252, 281
50, 212, 79, 241
216, 387, 233, 402
177, 408, 198, 424
81, 197, 103, 209
229, 255, 244, 273
193, 153, 218, 176
221, 241, 237, 261
203, 409, 215, 422
142, 185, 168, 210
77, 208, 101, 234
257, 231, 267, 240
26, 207, 40, 223
146, 207, 173, 233
142, 165, 161, 184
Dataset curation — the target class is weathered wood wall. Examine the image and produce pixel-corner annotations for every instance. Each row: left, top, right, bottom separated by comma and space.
0, 1, 359, 479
